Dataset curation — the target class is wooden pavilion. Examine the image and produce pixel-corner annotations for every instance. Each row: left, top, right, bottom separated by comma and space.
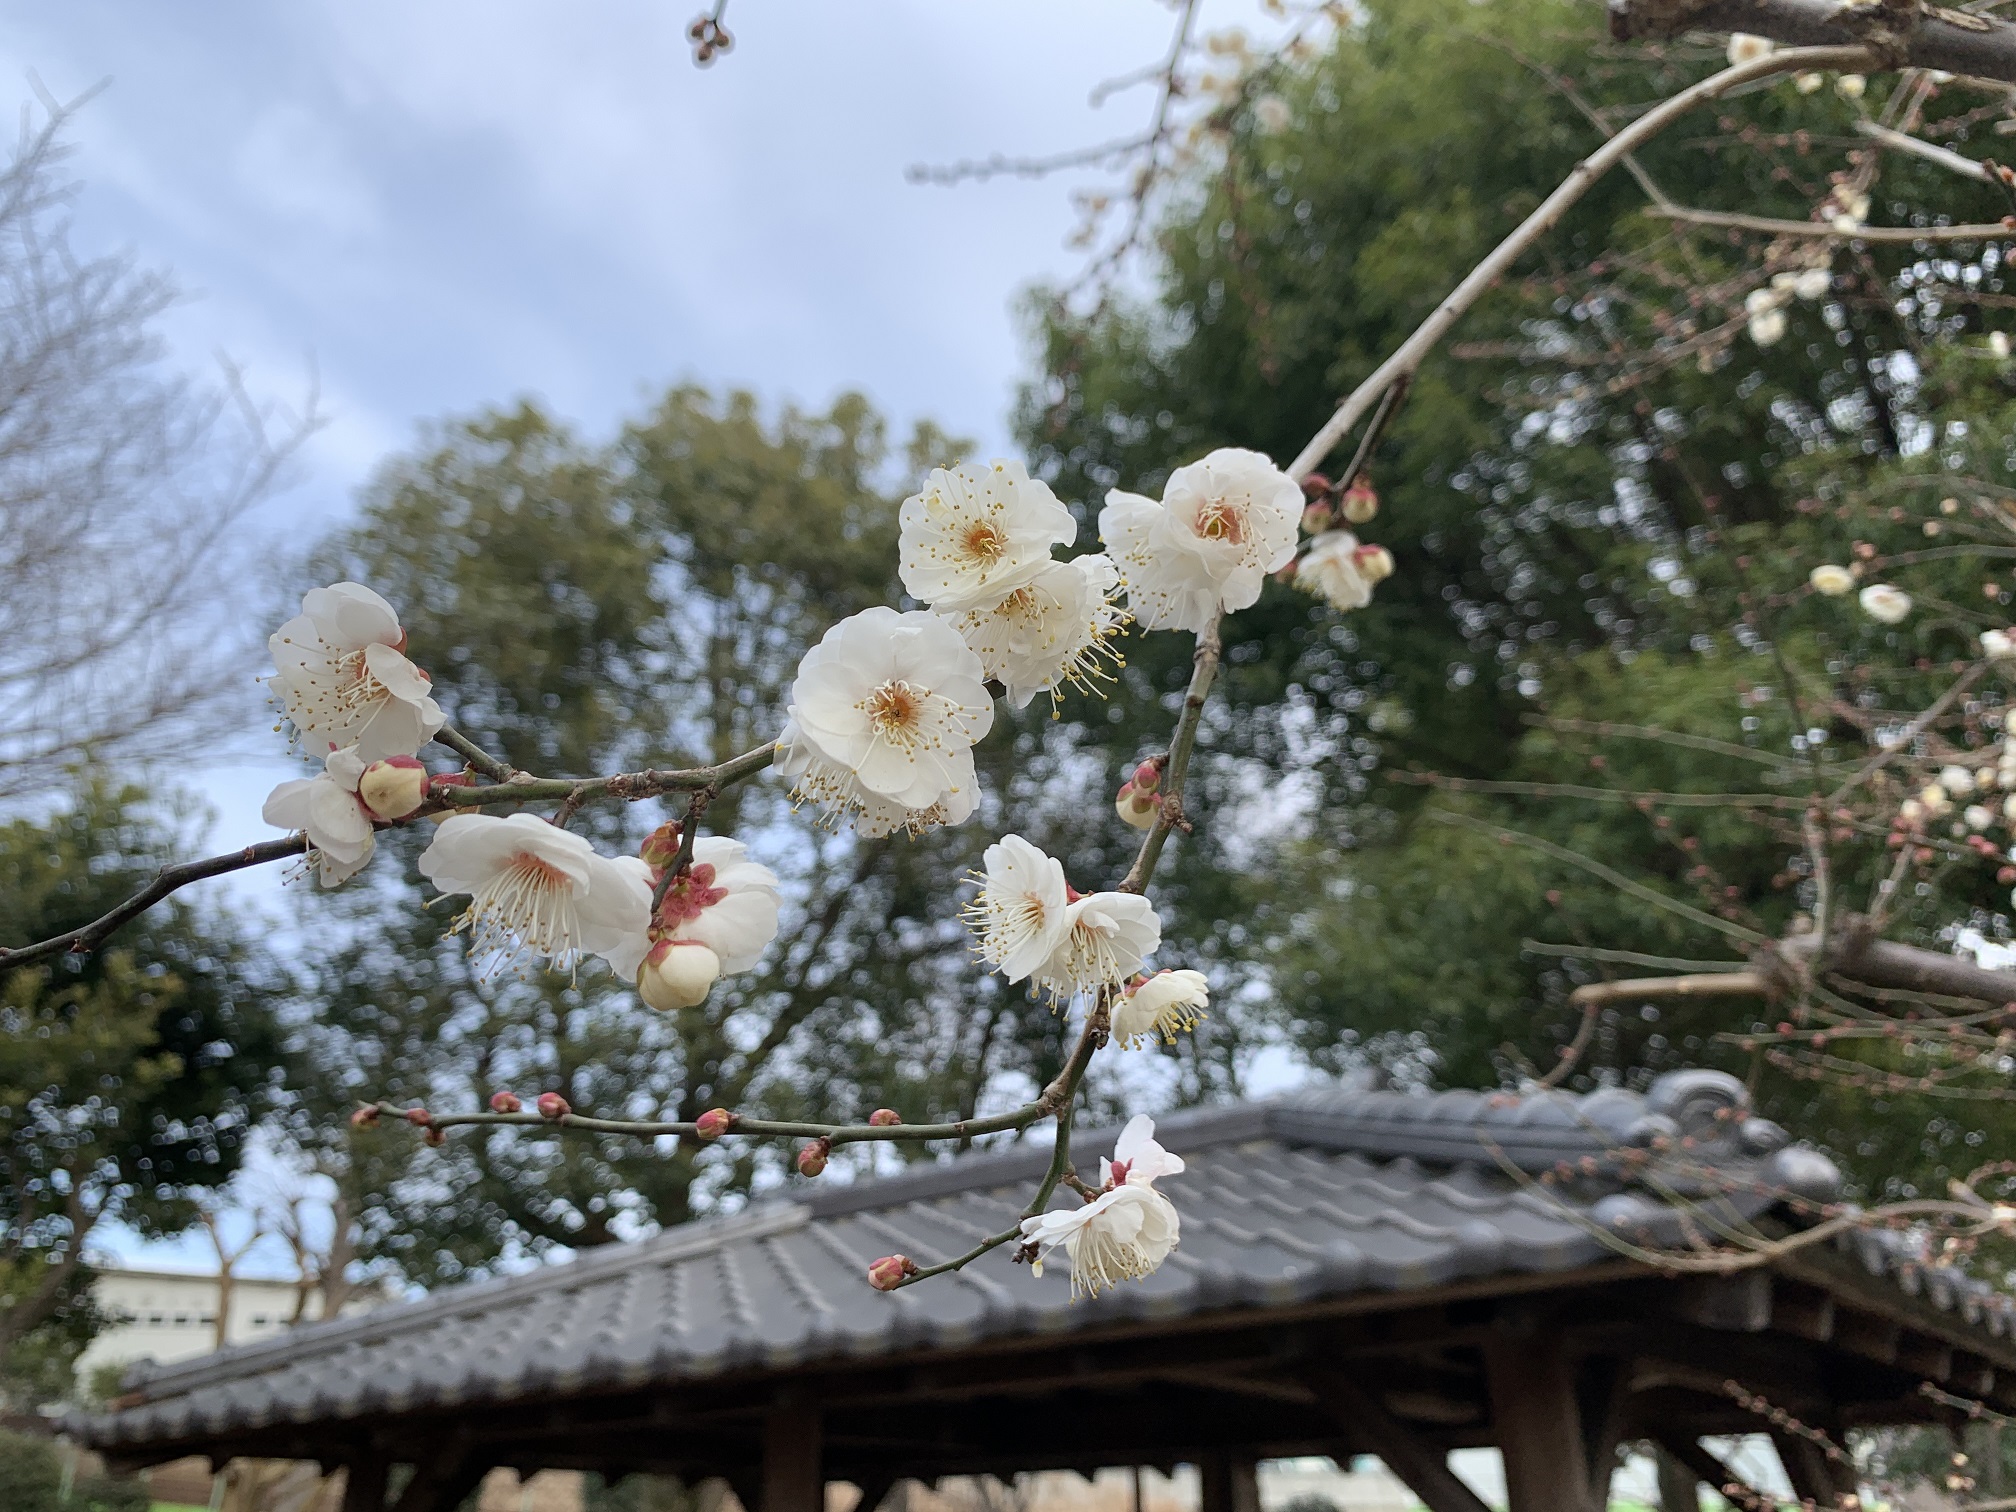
74, 1071, 2016, 1512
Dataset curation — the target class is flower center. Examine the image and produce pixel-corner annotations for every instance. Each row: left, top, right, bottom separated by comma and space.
960, 520, 1008, 567
330, 648, 391, 717
863, 679, 927, 746
1194, 500, 1246, 544
655, 862, 727, 926
459, 850, 583, 973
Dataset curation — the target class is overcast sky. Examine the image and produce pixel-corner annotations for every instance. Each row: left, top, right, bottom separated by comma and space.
7, 1, 1299, 1275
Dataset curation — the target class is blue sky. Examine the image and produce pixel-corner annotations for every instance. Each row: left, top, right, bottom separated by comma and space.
9, 1, 1289, 1275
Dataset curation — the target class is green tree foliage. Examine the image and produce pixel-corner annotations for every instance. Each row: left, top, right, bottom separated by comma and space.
1018, 0, 2016, 1195
0, 788, 283, 1393
282, 389, 1156, 1287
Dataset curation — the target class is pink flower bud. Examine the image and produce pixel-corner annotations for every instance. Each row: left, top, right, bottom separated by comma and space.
404, 1107, 432, 1128
537, 1092, 571, 1120
489, 1091, 522, 1114
867, 1254, 918, 1291
637, 939, 722, 1012
797, 1138, 831, 1178
1132, 758, 1162, 792
423, 1127, 448, 1148
695, 1107, 734, 1140
1115, 780, 1160, 832
1300, 501, 1333, 534
358, 756, 428, 820
639, 821, 683, 870
349, 1106, 380, 1129
1298, 472, 1332, 502
1354, 543, 1395, 583
1339, 478, 1379, 524
868, 1108, 902, 1127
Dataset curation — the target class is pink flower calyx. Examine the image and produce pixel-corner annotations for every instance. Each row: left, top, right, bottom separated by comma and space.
489, 1091, 523, 1114
695, 1107, 735, 1140
654, 862, 727, 927
1105, 1160, 1131, 1190
1064, 881, 1085, 904
867, 1254, 918, 1291
404, 1107, 432, 1128
867, 1108, 902, 1127
798, 1138, 831, 1177
349, 1106, 380, 1129
537, 1092, 571, 1120
360, 755, 429, 820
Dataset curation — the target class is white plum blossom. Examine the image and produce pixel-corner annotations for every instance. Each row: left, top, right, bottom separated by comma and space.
946, 554, 1126, 709
1252, 93, 1293, 135
1293, 531, 1393, 613
603, 836, 784, 984
1745, 289, 1788, 347
778, 608, 993, 828
1792, 267, 1832, 301
1100, 447, 1301, 634
1941, 765, 1977, 799
1111, 969, 1210, 1047
1836, 73, 1866, 100
1994, 331, 2013, 361
1984, 629, 2016, 660
417, 813, 651, 976
268, 582, 444, 762
1019, 1114, 1184, 1297
1726, 32, 1773, 63
1031, 890, 1162, 1004
775, 721, 978, 838
263, 746, 376, 887
1809, 564, 1855, 596
1860, 584, 1912, 624
964, 834, 1071, 985
898, 460, 1076, 612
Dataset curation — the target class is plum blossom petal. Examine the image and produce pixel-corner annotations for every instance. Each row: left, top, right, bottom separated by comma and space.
263, 745, 376, 887
1104, 1113, 1185, 1188
899, 460, 1076, 611
1860, 584, 1912, 624
776, 720, 978, 838
417, 813, 649, 976
1019, 1181, 1181, 1298
1111, 969, 1210, 1048
947, 554, 1126, 710
268, 582, 444, 762
1030, 890, 1162, 1004
1100, 448, 1301, 633
963, 834, 1072, 984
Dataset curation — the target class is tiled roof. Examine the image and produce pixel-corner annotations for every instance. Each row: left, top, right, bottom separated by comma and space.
72, 1070, 2011, 1454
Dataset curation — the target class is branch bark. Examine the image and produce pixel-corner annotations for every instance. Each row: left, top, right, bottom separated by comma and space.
1610, 0, 2016, 85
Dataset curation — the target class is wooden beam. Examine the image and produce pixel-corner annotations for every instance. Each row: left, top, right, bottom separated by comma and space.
763, 1396, 823, 1512
1770, 1428, 1858, 1507
1650, 1433, 1773, 1512
1483, 1337, 1595, 1512
1303, 1370, 1492, 1512
341, 1456, 390, 1512
389, 1450, 490, 1512
1652, 1447, 1698, 1512
850, 1474, 897, 1512
1199, 1452, 1260, 1512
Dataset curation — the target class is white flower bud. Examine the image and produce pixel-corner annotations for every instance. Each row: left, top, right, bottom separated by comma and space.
1115, 780, 1160, 831
1859, 584, 1912, 624
1984, 629, 2016, 661
1795, 72, 1824, 93
1921, 783, 1954, 816
2005, 794, 2016, 822
1836, 73, 1866, 99
1993, 331, 2012, 360
1967, 804, 1995, 831
1808, 564, 1854, 596
359, 755, 429, 819
1727, 32, 1774, 63
1942, 765, 1977, 798
1977, 767, 1997, 792
637, 940, 721, 1011
1748, 308, 1788, 347
1792, 267, 1831, 301
1901, 798, 1926, 823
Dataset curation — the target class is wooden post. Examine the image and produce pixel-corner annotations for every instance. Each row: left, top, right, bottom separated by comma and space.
763, 1395, 824, 1512
341, 1455, 390, 1512
1483, 1337, 1595, 1512
1302, 1371, 1492, 1512
1770, 1428, 1858, 1507
1653, 1447, 1699, 1512
1198, 1453, 1259, 1512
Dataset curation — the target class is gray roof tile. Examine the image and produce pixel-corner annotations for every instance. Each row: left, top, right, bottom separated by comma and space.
72, 1071, 2015, 1454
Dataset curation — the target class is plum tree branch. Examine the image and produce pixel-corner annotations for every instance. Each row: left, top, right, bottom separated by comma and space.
1609, 0, 2016, 84
1286, 44, 1878, 480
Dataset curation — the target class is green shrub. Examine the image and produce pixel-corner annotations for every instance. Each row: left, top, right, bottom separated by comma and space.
0, 1426, 62, 1512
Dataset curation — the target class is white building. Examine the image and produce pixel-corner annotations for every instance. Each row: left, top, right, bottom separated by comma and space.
77, 1267, 354, 1390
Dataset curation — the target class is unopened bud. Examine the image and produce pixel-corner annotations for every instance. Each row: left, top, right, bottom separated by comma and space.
404, 1107, 432, 1128
1354, 543, 1395, 583
359, 755, 428, 819
349, 1106, 380, 1129
1339, 478, 1379, 524
1132, 758, 1162, 792
489, 1091, 522, 1114
695, 1107, 734, 1140
1115, 780, 1160, 832
1298, 472, 1332, 501
639, 821, 683, 870
868, 1108, 902, 1127
423, 1127, 447, 1147
537, 1092, 571, 1120
1300, 501, 1333, 534
797, 1138, 831, 1178
425, 771, 474, 821
867, 1254, 918, 1290
638, 939, 722, 1012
